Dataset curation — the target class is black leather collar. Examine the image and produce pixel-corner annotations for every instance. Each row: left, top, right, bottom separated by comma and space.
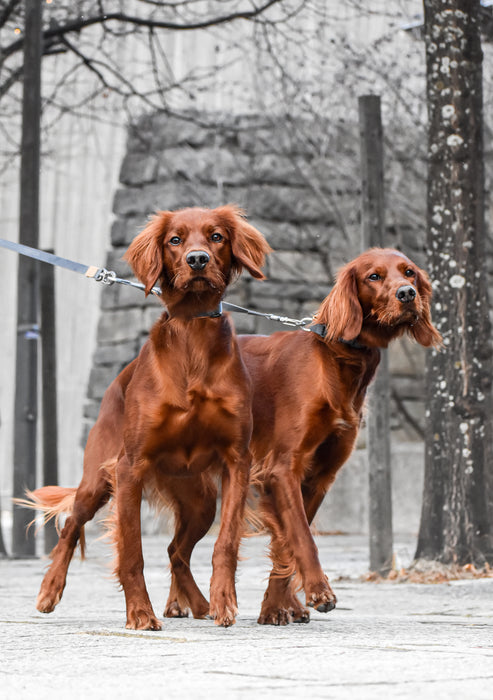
308, 323, 368, 350
193, 302, 223, 319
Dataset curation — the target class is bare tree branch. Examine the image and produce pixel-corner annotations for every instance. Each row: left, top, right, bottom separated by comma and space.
2, 0, 286, 59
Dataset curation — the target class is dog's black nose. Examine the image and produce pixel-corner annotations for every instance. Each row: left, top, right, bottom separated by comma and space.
396, 285, 416, 304
186, 250, 210, 271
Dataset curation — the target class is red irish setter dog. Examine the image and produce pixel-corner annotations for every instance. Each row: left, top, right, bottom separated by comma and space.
238, 248, 441, 624
20, 205, 270, 629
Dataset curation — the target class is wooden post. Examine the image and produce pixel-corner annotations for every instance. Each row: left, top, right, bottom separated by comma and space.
358, 95, 393, 574
12, 0, 43, 557
40, 255, 59, 553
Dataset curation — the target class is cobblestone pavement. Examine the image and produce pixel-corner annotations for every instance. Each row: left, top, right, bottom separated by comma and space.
1, 532, 492, 699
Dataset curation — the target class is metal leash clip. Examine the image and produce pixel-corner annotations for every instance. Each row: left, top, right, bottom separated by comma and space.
265, 314, 312, 328
94, 268, 117, 285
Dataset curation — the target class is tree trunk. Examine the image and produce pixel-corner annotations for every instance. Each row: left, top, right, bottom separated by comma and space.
416, 0, 493, 566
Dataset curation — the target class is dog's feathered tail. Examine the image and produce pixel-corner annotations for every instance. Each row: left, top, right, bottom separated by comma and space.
14, 486, 86, 558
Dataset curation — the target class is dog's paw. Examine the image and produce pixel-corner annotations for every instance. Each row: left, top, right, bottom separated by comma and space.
209, 599, 238, 627
126, 607, 162, 631
36, 578, 64, 613
306, 581, 337, 613
164, 601, 189, 618
257, 606, 292, 626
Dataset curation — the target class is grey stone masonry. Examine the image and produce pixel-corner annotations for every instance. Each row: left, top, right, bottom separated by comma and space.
83, 110, 428, 445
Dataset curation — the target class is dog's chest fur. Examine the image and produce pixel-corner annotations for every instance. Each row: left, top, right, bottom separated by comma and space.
130, 320, 249, 476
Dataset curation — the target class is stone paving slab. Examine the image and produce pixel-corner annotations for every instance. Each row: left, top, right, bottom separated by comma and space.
1, 533, 493, 699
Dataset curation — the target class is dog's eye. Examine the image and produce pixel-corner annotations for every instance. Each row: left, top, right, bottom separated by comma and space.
405, 268, 415, 277
368, 273, 381, 281
211, 232, 223, 242
169, 236, 182, 246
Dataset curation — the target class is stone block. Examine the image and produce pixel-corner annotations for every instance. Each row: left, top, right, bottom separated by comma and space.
97, 308, 144, 344
247, 279, 329, 303
250, 153, 309, 186
119, 153, 158, 186
240, 185, 341, 224
299, 224, 337, 253
230, 313, 257, 334
149, 113, 215, 150
87, 365, 120, 400
269, 251, 329, 283
93, 340, 139, 366
110, 282, 161, 310
110, 217, 143, 247
113, 181, 226, 218
248, 219, 302, 250
126, 112, 212, 153
100, 282, 147, 310
223, 284, 248, 306
237, 125, 313, 155
112, 187, 148, 218
157, 147, 252, 186
105, 247, 132, 278
299, 299, 327, 319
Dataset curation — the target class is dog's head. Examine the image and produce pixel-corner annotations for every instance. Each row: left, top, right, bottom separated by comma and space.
314, 248, 442, 349
124, 205, 271, 314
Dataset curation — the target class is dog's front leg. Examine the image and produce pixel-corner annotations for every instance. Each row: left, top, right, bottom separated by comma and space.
209, 453, 249, 627
114, 456, 161, 631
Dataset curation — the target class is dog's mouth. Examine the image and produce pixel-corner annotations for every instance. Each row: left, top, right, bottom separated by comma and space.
169, 267, 225, 292
370, 303, 421, 328
182, 275, 219, 291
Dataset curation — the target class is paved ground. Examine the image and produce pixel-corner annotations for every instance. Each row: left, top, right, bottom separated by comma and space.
1, 531, 492, 699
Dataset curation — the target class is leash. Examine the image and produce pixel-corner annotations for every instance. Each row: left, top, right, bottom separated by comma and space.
0, 237, 161, 296
0, 237, 315, 332
218, 300, 313, 329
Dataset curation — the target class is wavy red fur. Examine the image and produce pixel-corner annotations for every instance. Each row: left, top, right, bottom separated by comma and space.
19, 205, 270, 630
238, 247, 441, 625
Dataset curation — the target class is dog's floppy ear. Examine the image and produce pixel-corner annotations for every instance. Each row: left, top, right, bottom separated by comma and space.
411, 269, 442, 348
215, 205, 271, 279
124, 211, 172, 295
314, 264, 363, 342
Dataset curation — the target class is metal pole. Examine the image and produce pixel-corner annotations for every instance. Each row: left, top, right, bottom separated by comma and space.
40, 254, 59, 553
358, 94, 393, 574
12, 0, 43, 557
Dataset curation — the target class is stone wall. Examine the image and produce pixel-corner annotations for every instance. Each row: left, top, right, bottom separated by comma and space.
82, 111, 428, 445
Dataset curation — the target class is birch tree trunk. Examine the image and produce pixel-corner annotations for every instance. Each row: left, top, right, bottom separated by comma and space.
416, 0, 493, 566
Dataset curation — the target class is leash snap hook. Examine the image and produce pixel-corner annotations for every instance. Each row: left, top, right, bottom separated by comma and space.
266, 314, 312, 328
94, 268, 117, 285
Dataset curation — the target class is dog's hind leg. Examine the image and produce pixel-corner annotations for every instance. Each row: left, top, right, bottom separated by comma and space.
36, 467, 111, 613
257, 492, 310, 626
36, 362, 134, 612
